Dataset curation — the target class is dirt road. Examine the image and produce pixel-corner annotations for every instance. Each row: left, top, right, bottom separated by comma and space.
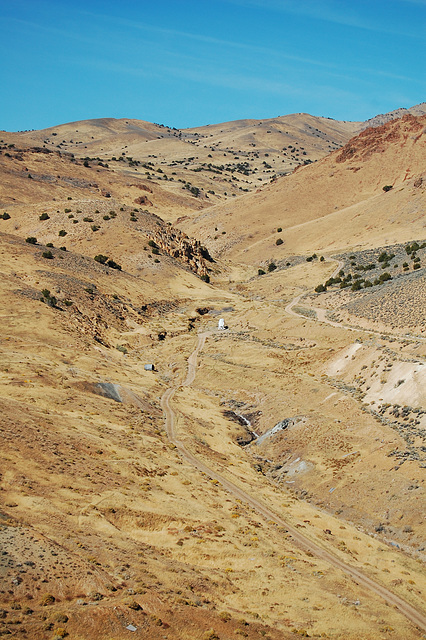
161, 331, 426, 632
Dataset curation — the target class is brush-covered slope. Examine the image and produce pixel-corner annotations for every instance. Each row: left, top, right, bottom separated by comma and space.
180, 114, 426, 265
3, 113, 359, 205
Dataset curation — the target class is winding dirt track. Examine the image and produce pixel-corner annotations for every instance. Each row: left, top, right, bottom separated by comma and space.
160, 331, 426, 632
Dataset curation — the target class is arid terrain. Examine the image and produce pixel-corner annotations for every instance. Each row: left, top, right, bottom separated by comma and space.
0, 106, 425, 640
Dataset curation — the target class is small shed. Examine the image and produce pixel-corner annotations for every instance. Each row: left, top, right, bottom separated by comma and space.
218, 318, 225, 330
144, 363, 155, 371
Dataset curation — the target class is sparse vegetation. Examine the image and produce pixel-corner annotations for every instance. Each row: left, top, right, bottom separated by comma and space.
116, 344, 128, 353
40, 289, 57, 307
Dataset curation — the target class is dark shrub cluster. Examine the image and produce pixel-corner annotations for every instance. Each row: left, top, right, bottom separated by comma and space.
94, 255, 122, 270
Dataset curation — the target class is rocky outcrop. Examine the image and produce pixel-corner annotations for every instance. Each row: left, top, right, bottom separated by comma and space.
134, 195, 153, 206
147, 224, 213, 278
335, 114, 424, 164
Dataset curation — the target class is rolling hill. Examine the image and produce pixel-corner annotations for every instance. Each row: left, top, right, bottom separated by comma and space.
180, 114, 426, 265
0, 105, 425, 640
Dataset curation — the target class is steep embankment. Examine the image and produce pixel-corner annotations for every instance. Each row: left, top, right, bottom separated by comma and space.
180, 114, 426, 264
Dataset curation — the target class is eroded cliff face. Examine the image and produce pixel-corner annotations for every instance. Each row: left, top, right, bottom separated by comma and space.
335, 114, 425, 164
147, 221, 214, 278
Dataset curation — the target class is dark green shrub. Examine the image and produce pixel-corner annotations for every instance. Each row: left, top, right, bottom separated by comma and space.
351, 281, 362, 291
406, 242, 419, 254
107, 259, 122, 271
277, 227, 282, 232
258, 269, 265, 275
46, 243, 54, 248
103, 215, 110, 221
42, 251, 54, 259
59, 246, 67, 251
315, 284, 326, 293
148, 240, 158, 248
276, 238, 283, 246
268, 263, 277, 272
152, 247, 160, 255
26, 237, 37, 244
91, 225, 100, 232
83, 217, 93, 222
200, 274, 210, 283
39, 213, 50, 220
58, 230, 67, 237
2, 212, 11, 220
40, 289, 57, 306
83, 160, 90, 167
382, 185, 393, 192
413, 262, 421, 270
64, 208, 71, 213
320, 256, 324, 261
68, 214, 74, 218
94, 254, 108, 264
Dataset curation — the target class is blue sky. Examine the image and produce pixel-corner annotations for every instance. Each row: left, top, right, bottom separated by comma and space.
0, 0, 425, 131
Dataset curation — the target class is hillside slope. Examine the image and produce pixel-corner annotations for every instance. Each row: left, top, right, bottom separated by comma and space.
180, 114, 426, 264
1, 107, 426, 639
3, 113, 359, 206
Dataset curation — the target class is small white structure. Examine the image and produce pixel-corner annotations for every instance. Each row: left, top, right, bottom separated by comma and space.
144, 363, 155, 371
218, 318, 225, 330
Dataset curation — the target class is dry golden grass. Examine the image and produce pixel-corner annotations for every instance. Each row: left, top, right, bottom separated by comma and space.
0, 113, 425, 639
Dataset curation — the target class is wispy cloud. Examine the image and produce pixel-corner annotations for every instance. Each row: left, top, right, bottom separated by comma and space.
223, 0, 425, 37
